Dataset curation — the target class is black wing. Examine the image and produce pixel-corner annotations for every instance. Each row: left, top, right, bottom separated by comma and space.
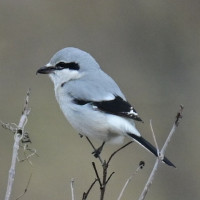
73, 96, 143, 122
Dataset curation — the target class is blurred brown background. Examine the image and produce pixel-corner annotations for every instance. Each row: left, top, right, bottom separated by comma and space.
0, 1, 199, 199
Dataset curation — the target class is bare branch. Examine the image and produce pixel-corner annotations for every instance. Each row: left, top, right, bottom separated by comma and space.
15, 173, 32, 200
84, 141, 134, 200
70, 178, 75, 200
138, 105, 184, 200
92, 162, 102, 187
83, 106, 183, 200
161, 105, 183, 157
0, 122, 18, 134
150, 120, 159, 156
4, 89, 31, 200
105, 172, 115, 185
117, 161, 145, 200
82, 179, 97, 200
175, 105, 184, 126
107, 141, 133, 165
19, 145, 38, 165
83, 139, 133, 199
138, 159, 160, 200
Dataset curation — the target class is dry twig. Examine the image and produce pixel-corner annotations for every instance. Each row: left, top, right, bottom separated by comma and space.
82, 179, 98, 200
138, 105, 183, 200
2, 89, 31, 200
84, 140, 133, 200
79, 106, 183, 200
15, 173, 32, 200
70, 178, 75, 200
117, 161, 145, 200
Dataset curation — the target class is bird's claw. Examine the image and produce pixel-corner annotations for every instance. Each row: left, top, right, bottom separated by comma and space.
91, 141, 105, 158
92, 149, 101, 158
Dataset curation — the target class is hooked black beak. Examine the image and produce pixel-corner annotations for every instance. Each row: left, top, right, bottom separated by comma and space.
36, 66, 55, 75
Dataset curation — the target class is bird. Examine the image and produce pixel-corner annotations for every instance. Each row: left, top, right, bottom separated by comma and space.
37, 47, 175, 167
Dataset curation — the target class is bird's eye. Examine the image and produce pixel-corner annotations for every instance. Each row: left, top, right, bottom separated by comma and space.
55, 62, 80, 70
55, 65, 64, 70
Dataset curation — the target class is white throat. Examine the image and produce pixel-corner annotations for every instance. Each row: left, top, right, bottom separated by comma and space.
49, 69, 84, 89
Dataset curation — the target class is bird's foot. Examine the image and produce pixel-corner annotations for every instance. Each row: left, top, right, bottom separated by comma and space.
92, 142, 105, 158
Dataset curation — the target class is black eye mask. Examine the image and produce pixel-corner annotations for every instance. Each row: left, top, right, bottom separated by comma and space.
55, 62, 80, 70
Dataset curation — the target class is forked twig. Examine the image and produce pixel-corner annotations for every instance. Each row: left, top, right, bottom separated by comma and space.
87, 141, 133, 200
138, 105, 183, 200
83, 106, 183, 200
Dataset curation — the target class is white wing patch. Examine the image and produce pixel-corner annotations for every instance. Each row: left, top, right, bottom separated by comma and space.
125, 107, 138, 116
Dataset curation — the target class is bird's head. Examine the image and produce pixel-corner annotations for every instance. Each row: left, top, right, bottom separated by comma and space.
37, 47, 100, 87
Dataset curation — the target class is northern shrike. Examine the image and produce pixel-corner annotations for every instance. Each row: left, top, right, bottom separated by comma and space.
37, 47, 175, 167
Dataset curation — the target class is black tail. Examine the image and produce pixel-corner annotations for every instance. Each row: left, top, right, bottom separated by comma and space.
127, 133, 176, 168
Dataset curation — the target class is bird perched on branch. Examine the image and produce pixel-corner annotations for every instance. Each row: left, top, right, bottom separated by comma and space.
37, 47, 175, 167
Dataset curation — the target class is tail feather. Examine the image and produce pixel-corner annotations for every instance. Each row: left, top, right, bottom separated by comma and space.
127, 133, 176, 168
